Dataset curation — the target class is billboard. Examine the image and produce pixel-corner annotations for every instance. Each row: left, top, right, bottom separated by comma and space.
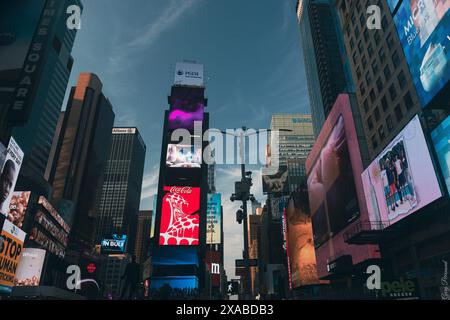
14, 248, 46, 287
206, 193, 221, 244
0, 137, 24, 217
159, 186, 200, 246
101, 234, 127, 254
166, 144, 202, 168
393, 0, 450, 107
307, 115, 360, 246
262, 166, 289, 194
387, 0, 401, 12
174, 62, 204, 87
431, 115, 450, 195
362, 115, 442, 226
0, 219, 26, 292
168, 102, 204, 131
6, 191, 30, 228
285, 188, 320, 288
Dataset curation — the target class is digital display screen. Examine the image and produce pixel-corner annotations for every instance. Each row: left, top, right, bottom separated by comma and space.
362, 115, 442, 227
392, 0, 449, 107
159, 186, 200, 246
166, 144, 202, 168
101, 234, 127, 254
431, 115, 450, 195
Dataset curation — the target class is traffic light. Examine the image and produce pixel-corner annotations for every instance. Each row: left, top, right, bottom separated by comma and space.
236, 209, 244, 224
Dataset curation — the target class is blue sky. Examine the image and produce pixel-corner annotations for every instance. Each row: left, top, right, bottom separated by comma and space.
67, 0, 310, 278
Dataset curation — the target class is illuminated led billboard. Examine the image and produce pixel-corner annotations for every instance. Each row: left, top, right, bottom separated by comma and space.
101, 234, 127, 254
6, 191, 30, 229
159, 186, 200, 246
392, 1, 449, 107
166, 144, 202, 168
431, 115, 450, 195
206, 193, 221, 244
168, 103, 204, 131
362, 115, 442, 226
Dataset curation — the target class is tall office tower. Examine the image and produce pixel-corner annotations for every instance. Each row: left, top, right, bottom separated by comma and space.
94, 127, 146, 254
134, 210, 153, 264
335, 0, 422, 159
0, 0, 83, 194
48, 73, 115, 259
99, 254, 131, 299
207, 163, 216, 193
296, 0, 354, 136
151, 62, 209, 296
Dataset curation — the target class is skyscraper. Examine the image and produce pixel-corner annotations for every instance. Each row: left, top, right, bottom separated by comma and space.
48, 72, 115, 258
335, 0, 422, 159
94, 127, 146, 253
296, 0, 354, 136
269, 114, 315, 192
0, 0, 83, 194
134, 210, 152, 264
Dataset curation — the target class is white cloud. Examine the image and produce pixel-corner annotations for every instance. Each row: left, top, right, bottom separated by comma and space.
140, 165, 159, 202
128, 0, 204, 48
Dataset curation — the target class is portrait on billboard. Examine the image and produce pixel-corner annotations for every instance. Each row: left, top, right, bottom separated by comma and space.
393, 0, 449, 106
262, 166, 289, 194
362, 116, 442, 227
286, 187, 320, 288
0, 137, 24, 217
166, 144, 202, 168
307, 115, 360, 246
159, 186, 200, 246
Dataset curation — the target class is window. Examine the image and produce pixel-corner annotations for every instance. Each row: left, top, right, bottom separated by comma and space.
403, 91, 414, 110
397, 71, 406, 89
392, 50, 401, 66
362, 55, 367, 66
365, 72, 372, 85
389, 84, 397, 100
363, 99, 369, 113
381, 15, 388, 30
372, 60, 379, 74
386, 33, 394, 49
370, 89, 376, 102
350, 38, 355, 50
395, 104, 403, 121
384, 65, 391, 80
374, 107, 381, 122
368, 43, 374, 56
379, 46, 386, 62
372, 135, 378, 149
358, 41, 363, 54
356, 66, 362, 79
381, 96, 388, 111
360, 13, 365, 27
353, 52, 358, 65
374, 30, 381, 44
386, 114, 394, 131
376, 77, 383, 93
378, 125, 386, 140
364, 29, 369, 42
367, 116, 374, 130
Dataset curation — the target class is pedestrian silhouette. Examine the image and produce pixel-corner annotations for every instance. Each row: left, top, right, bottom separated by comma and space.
120, 255, 140, 300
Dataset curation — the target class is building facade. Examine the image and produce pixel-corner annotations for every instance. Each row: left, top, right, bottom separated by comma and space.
134, 210, 152, 264
95, 127, 146, 255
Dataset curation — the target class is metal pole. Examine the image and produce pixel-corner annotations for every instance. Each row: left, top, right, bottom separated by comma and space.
239, 128, 250, 299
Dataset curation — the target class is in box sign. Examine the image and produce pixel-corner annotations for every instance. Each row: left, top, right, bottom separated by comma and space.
101, 234, 127, 254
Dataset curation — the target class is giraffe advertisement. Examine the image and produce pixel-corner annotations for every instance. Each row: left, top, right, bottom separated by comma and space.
159, 186, 200, 246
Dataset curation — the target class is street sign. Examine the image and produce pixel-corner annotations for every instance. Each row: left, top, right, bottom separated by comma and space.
235, 259, 258, 268
227, 281, 239, 295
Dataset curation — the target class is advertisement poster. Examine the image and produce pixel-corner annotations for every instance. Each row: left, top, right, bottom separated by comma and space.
307, 115, 360, 246
0, 219, 26, 292
159, 186, 200, 246
166, 144, 202, 168
362, 115, 442, 226
0, 137, 24, 217
14, 248, 46, 287
101, 234, 127, 254
431, 115, 450, 195
168, 102, 204, 131
393, 0, 450, 107
286, 188, 320, 288
174, 62, 204, 87
206, 193, 221, 244
6, 191, 30, 228
262, 166, 289, 194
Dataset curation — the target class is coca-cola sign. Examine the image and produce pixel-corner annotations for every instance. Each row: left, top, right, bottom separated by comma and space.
159, 186, 200, 246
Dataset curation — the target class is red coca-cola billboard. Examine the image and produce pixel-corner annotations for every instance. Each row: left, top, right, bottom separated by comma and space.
159, 186, 200, 246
